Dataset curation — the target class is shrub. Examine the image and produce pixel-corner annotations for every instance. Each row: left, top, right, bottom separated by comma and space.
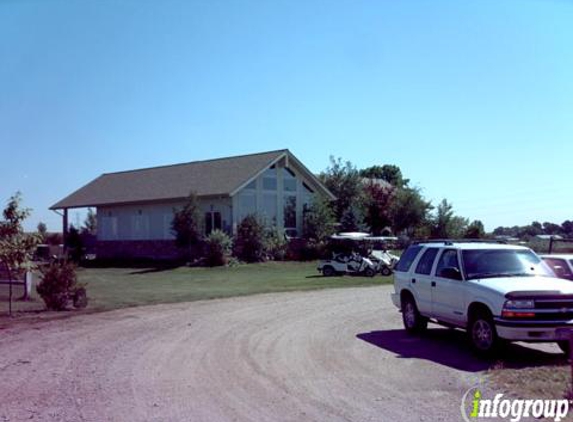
265, 229, 288, 261
171, 192, 203, 260
287, 239, 327, 261
233, 215, 266, 263
36, 261, 87, 311
204, 230, 232, 266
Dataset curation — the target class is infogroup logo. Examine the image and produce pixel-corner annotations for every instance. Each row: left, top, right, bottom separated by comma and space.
461, 386, 570, 422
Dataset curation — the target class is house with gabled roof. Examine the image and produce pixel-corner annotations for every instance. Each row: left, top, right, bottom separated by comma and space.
50, 149, 335, 259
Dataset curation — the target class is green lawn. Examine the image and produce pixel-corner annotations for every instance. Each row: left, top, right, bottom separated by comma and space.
0, 261, 392, 320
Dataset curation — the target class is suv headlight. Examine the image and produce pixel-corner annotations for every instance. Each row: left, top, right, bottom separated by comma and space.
504, 299, 534, 309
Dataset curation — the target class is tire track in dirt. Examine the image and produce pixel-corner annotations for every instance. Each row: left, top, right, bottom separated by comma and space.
0, 286, 496, 422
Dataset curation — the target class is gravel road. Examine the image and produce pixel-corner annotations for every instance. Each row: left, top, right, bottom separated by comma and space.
0, 285, 558, 422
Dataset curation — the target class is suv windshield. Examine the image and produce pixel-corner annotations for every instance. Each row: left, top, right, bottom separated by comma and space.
462, 249, 554, 280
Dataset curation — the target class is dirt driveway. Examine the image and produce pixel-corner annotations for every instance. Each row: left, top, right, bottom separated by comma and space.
0, 286, 563, 422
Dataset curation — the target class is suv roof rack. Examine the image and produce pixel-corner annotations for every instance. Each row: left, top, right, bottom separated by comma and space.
412, 239, 508, 245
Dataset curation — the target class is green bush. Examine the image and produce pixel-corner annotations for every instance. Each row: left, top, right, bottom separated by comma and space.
36, 261, 87, 311
204, 230, 232, 266
265, 229, 288, 261
287, 239, 327, 261
233, 215, 267, 263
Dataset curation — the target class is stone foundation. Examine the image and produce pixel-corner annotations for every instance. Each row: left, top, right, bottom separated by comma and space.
96, 240, 183, 260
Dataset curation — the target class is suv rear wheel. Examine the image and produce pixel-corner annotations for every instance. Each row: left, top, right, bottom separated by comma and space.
401, 295, 428, 334
468, 310, 498, 356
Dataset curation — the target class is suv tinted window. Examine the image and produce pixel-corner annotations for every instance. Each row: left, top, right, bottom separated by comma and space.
395, 245, 422, 272
436, 249, 460, 276
543, 258, 572, 279
415, 248, 439, 275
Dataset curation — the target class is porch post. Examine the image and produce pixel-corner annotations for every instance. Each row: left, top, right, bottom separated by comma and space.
63, 208, 68, 251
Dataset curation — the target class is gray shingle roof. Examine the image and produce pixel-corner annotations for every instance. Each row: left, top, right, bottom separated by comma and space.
51, 150, 288, 209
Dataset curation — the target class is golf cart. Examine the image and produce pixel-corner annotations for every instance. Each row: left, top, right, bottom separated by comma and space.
317, 233, 397, 277
367, 236, 400, 276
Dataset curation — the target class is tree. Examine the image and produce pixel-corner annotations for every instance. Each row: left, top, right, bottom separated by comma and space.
37, 221, 48, 242
233, 214, 267, 262
389, 187, 432, 236
431, 199, 455, 238
302, 197, 336, 241
339, 205, 366, 232
362, 181, 395, 235
360, 164, 409, 188
0, 192, 40, 313
82, 208, 97, 235
562, 220, 573, 237
171, 192, 203, 260
66, 225, 83, 262
464, 220, 485, 239
319, 157, 363, 220
430, 199, 468, 239
542, 221, 562, 235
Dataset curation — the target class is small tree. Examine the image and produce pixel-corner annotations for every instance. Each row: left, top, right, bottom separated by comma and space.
37, 222, 48, 242
82, 208, 97, 235
234, 214, 266, 263
265, 229, 288, 261
464, 220, 486, 239
0, 192, 40, 314
319, 157, 363, 220
66, 225, 84, 263
302, 197, 336, 242
36, 261, 87, 311
339, 205, 366, 232
171, 192, 203, 260
204, 230, 232, 266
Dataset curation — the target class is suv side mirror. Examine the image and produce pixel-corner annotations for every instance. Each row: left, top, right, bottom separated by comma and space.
438, 267, 463, 280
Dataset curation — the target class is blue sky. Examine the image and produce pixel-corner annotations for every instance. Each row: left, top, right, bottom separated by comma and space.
1, 0, 572, 232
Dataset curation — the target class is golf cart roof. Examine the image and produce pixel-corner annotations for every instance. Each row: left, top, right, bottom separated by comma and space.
330, 233, 398, 241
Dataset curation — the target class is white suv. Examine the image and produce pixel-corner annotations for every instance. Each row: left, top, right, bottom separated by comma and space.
391, 241, 573, 355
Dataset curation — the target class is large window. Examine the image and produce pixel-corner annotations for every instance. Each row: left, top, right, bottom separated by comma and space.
205, 212, 222, 235
262, 193, 277, 225
263, 167, 277, 191
163, 214, 174, 239
395, 246, 422, 272
283, 195, 296, 229
99, 216, 118, 240
238, 191, 256, 221
415, 248, 439, 275
131, 212, 149, 239
462, 249, 554, 280
283, 167, 297, 192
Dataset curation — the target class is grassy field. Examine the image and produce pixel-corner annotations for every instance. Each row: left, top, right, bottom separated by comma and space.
0, 261, 392, 320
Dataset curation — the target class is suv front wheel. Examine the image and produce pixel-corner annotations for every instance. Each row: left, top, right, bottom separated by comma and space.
401, 295, 428, 334
468, 310, 498, 356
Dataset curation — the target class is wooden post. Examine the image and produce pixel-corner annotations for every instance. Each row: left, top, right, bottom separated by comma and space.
4, 262, 13, 317
570, 332, 573, 388
63, 208, 69, 255
22, 271, 32, 301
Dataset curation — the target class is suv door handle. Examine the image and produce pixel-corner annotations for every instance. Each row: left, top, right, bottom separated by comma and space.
411, 278, 416, 284
431, 281, 436, 287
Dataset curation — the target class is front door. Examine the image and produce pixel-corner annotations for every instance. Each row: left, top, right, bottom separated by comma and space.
431, 249, 467, 325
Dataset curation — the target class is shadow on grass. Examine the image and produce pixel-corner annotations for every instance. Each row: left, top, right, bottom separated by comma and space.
128, 264, 183, 275
357, 328, 567, 372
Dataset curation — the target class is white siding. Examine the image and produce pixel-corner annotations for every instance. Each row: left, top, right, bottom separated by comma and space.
97, 198, 232, 241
